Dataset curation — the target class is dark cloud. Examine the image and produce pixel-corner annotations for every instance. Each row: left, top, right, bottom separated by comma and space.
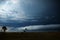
0, 24, 60, 32
0, 0, 60, 32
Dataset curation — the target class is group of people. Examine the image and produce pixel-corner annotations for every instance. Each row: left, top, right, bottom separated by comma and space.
1, 26, 28, 32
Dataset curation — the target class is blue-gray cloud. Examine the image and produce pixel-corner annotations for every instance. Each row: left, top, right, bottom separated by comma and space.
0, 0, 59, 30
0, 24, 60, 32
0, 0, 6, 4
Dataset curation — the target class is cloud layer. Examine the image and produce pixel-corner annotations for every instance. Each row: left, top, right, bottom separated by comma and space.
0, 0, 59, 32
0, 0, 27, 22
0, 0, 59, 24
0, 24, 60, 32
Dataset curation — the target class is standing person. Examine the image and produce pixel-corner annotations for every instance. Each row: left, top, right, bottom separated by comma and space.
23, 28, 27, 32
2, 26, 7, 32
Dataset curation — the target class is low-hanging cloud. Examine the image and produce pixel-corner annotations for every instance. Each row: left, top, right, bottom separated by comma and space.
0, 24, 60, 32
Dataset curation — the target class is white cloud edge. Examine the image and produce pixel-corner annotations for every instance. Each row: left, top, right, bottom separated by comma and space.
0, 24, 60, 32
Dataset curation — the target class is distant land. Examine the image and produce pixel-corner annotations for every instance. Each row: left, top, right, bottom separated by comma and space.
0, 32, 60, 40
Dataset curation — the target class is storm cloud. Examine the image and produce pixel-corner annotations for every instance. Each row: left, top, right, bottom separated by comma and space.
0, 0, 59, 32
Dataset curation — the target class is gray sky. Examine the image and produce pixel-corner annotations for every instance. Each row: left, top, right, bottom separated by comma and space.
0, 0, 59, 32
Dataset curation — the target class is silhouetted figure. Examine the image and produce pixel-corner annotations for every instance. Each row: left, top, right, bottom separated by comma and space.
2, 26, 7, 32
23, 28, 27, 32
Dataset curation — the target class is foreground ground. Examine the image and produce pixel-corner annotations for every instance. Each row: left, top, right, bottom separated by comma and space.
0, 32, 60, 40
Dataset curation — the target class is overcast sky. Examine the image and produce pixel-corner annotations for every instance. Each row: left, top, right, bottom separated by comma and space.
0, 0, 59, 32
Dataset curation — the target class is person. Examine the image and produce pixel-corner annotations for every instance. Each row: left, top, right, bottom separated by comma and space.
2, 26, 7, 32
23, 28, 27, 32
